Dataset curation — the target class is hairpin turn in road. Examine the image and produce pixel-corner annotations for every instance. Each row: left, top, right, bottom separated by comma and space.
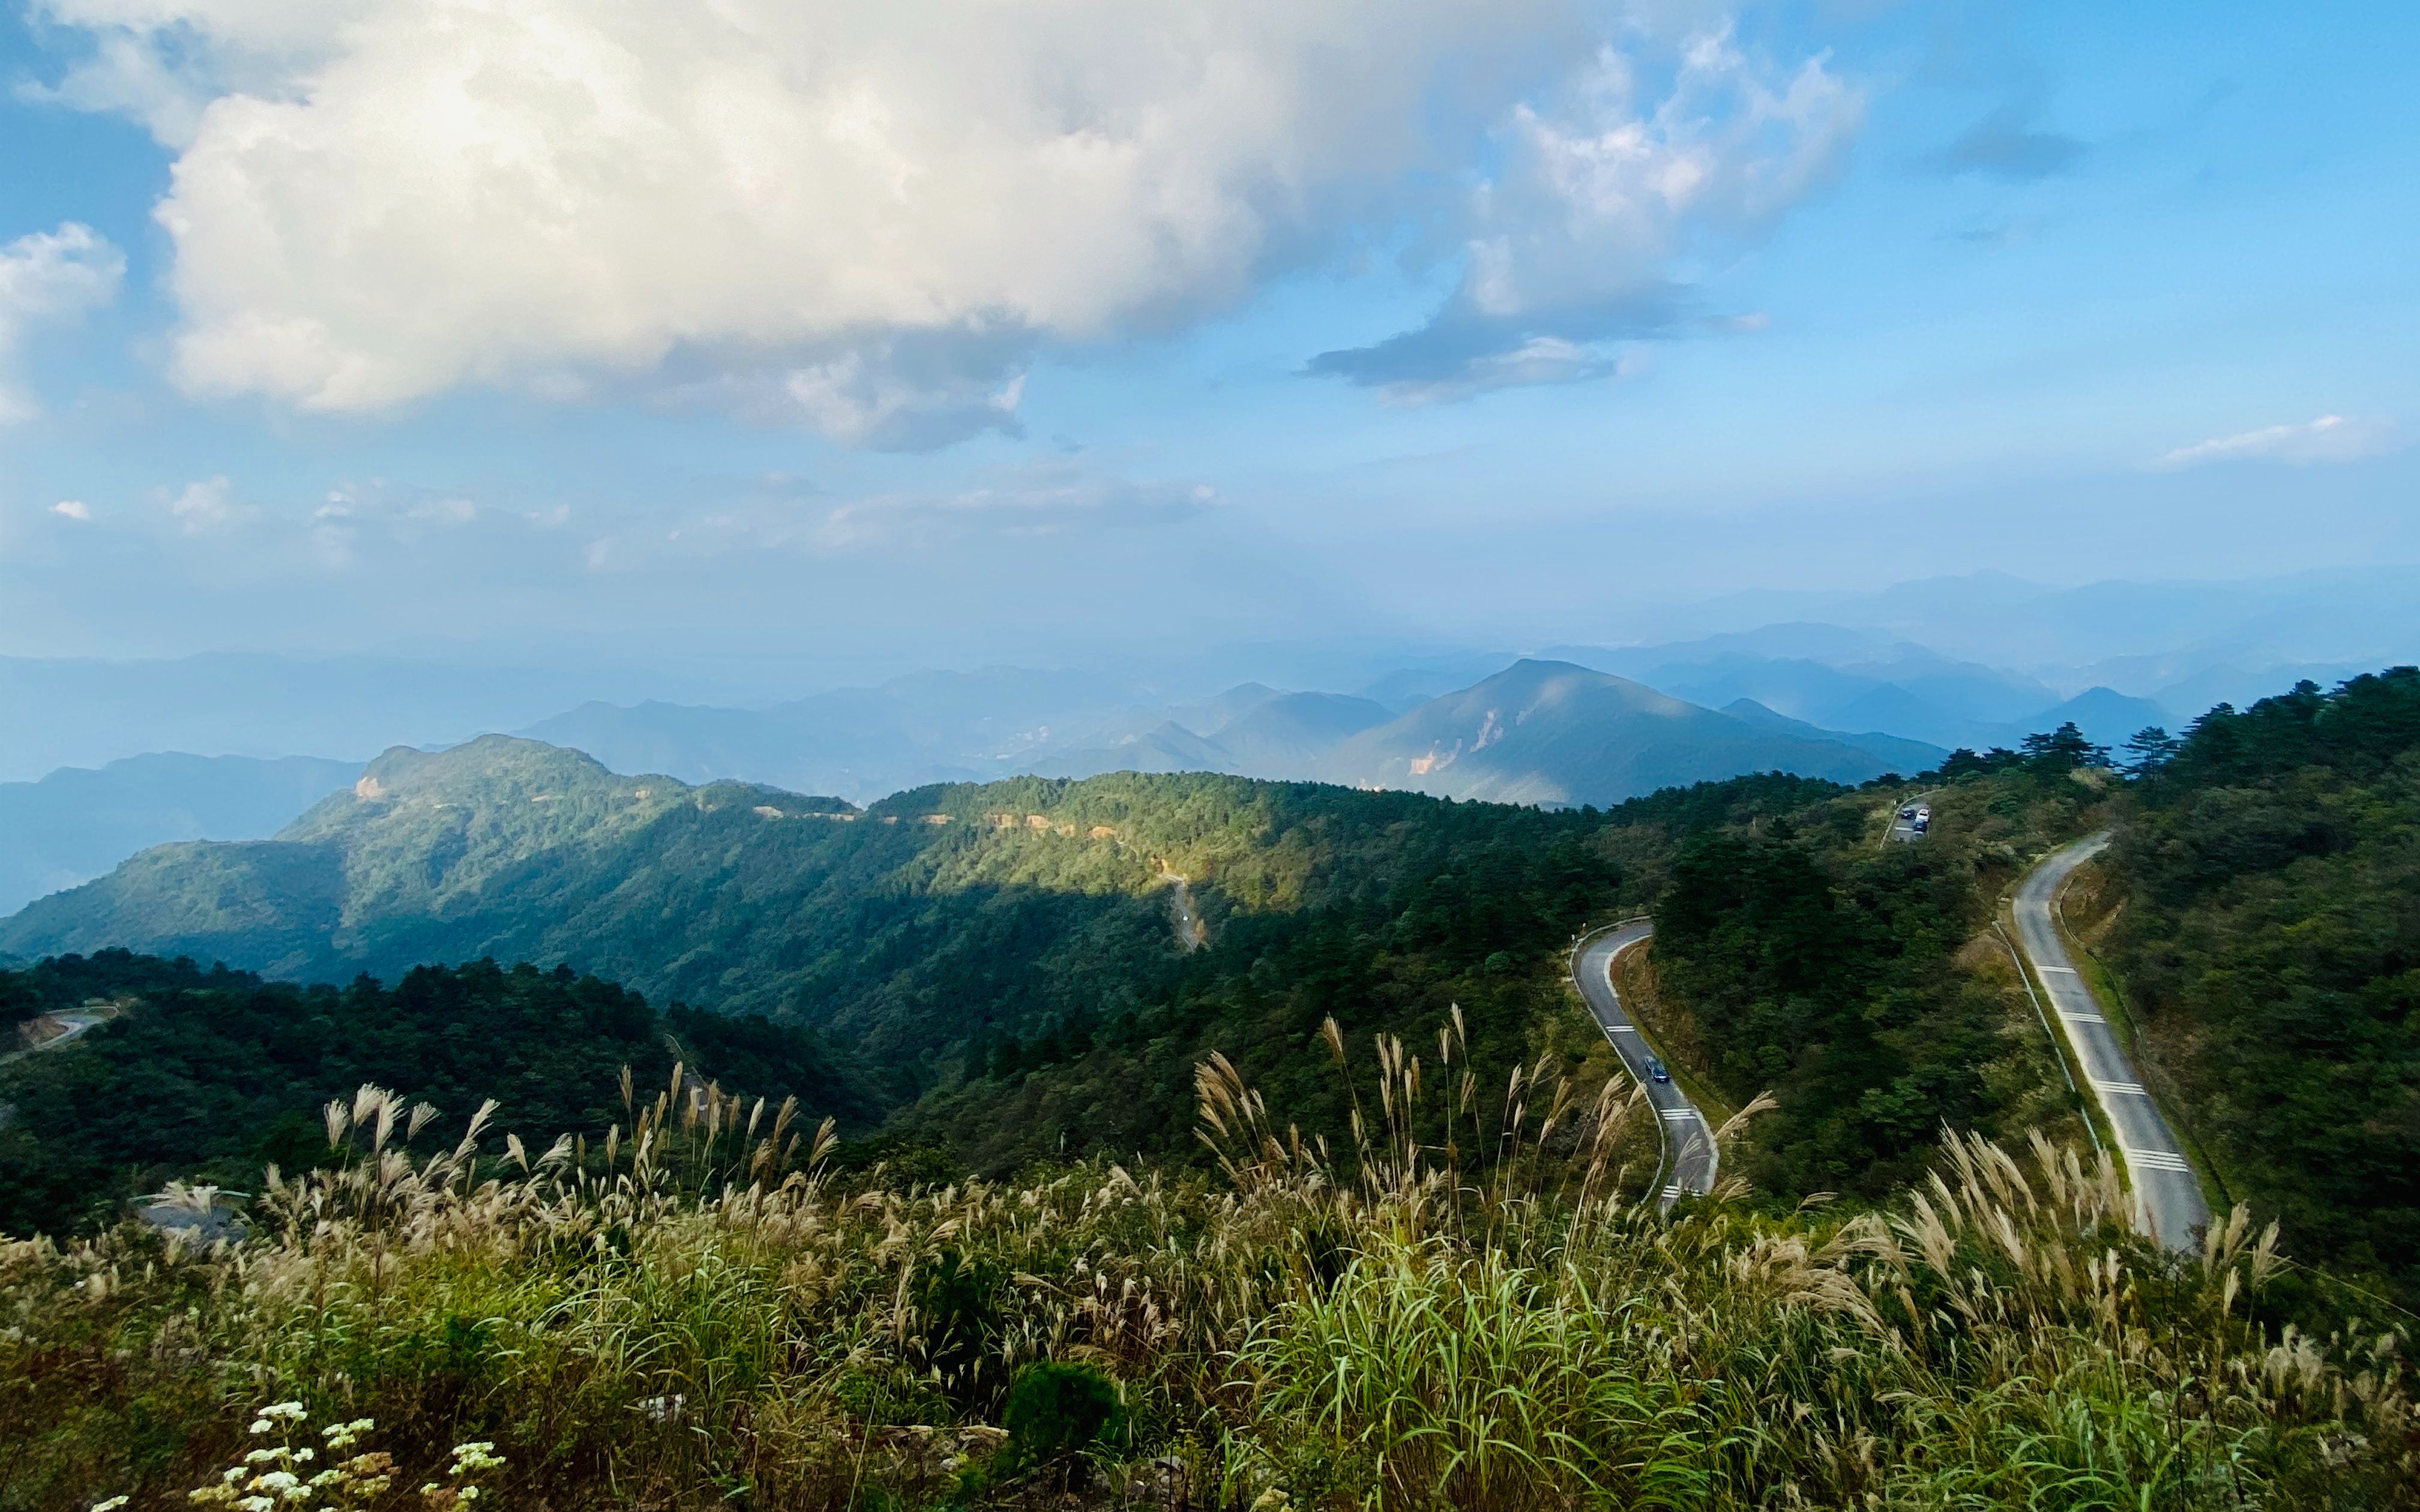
1571, 920, 1718, 1208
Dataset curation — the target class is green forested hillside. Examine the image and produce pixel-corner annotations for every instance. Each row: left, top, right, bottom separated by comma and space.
2, 738, 1868, 1187
2105, 667, 2420, 1303
0, 950, 869, 1237
1644, 753, 2108, 1201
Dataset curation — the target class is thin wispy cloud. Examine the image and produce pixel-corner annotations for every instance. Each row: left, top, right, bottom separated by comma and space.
166, 476, 240, 533
0, 222, 122, 422
817, 467, 1215, 552
1314, 29, 1861, 402
2151, 415, 2401, 470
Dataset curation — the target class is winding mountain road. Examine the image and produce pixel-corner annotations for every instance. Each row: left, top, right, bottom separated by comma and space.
2, 1004, 115, 1065
1571, 921, 1718, 1208
2012, 835, 2210, 1253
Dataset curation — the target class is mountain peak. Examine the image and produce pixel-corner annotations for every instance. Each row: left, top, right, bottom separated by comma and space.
355, 734, 619, 795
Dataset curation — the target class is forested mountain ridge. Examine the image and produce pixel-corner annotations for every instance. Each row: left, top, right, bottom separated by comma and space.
0, 736, 1856, 1180
2098, 666, 2420, 1306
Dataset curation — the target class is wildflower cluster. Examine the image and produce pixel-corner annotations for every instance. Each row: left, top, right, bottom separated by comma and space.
187, 1403, 393, 1512
419, 1441, 505, 1508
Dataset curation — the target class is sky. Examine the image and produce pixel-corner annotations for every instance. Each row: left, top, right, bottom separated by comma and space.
0, 0, 2414, 684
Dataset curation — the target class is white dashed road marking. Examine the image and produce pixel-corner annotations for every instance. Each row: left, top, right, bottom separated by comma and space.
2125, 1148, 2193, 1172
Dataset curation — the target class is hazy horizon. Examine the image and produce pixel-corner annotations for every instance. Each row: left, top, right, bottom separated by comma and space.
2, 0, 2415, 676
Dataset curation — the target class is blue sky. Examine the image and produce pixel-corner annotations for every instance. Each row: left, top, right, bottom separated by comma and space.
0, 0, 2413, 677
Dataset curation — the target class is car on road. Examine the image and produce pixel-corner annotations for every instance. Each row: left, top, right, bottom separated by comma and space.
1913, 815, 1929, 833
1645, 1055, 1671, 1084
1899, 805, 1918, 819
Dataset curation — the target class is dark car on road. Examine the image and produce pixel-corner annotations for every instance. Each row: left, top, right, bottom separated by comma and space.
1645, 1055, 1671, 1084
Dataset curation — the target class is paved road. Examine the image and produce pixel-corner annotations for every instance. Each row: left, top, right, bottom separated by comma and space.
1165, 875, 1205, 952
1, 1006, 112, 1065
2013, 835, 2210, 1253
1885, 793, 1934, 845
1571, 922, 1718, 1208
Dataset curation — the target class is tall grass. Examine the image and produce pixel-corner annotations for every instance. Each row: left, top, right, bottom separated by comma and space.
1, 1031, 2409, 1510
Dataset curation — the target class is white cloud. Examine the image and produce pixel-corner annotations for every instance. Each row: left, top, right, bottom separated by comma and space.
1478, 31, 1859, 316
1311, 27, 1861, 398
0, 221, 124, 421
51, 499, 92, 520
2151, 415, 2401, 471
816, 464, 1214, 551
27, 1, 1858, 430
34, 0, 1559, 419
166, 475, 238, 532
781, 349, 1025, 453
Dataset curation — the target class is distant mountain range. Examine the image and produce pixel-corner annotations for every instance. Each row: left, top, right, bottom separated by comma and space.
0, 695, 1938, 986
520, 665, 1194, 802
13, 567, 2413, 799
1602, 566, 2420, 675
0, 753, 363, 916
1301, 661, 1918, 805
1548, 632, 2175, 752
1027, 688, 1395, 780
525, 659, 1946, 806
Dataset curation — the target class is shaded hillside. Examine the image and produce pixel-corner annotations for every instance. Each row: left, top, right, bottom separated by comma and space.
1318, 659, 1897, 805
0, 950, 869, 1238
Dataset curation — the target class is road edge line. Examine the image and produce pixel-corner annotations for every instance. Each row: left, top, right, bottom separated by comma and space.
1570, 917, 1712, 1207
2045, 854, 2232, 1218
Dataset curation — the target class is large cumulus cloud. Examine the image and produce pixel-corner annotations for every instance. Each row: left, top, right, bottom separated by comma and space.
32, 0, 1858, 436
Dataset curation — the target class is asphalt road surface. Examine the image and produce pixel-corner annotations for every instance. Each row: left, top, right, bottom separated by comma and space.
1164, 874, 1205, 952
1571, 921, 1718, 1208
1, 1005, 112, 1065
1886, 794, 1934, 844
2014, 834, 2211, 1253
